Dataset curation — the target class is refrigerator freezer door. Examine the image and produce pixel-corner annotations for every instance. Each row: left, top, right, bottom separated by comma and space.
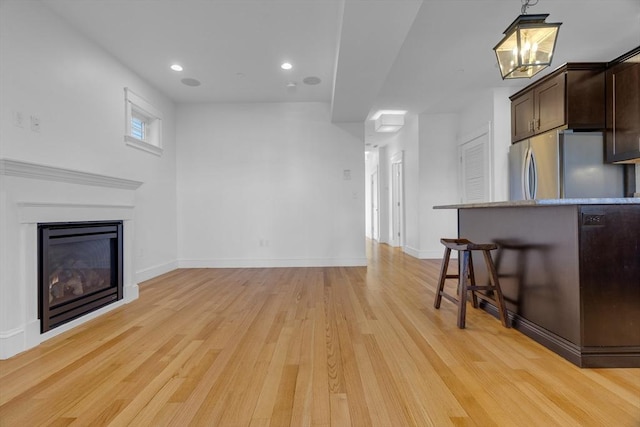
508, 140, 528, 200
529, 131, 561, 199
561, 132, 624, 198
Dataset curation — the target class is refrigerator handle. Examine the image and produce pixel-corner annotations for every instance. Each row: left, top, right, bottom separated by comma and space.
529, 149, 537, 199
522, 147, 531, 200
523, 146, 538, 199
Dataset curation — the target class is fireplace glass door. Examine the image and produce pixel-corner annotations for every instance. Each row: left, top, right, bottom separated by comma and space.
39, 221, 123, 332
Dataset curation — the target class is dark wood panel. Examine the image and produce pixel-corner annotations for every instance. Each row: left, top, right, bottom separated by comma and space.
511, 91, 535, 141
566, 67, 606, 130
579, 205, 640, 347
459, 206, 582, 344
535, 73, 565, 133
606, 59, 640, 162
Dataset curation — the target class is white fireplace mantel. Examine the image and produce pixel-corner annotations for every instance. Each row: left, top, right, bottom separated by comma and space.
0, 158, 143, 189
0, 159, 143, 359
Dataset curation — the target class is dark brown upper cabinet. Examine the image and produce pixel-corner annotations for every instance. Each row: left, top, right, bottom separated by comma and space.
510, 63, 606, 143
605, 47, 640, 163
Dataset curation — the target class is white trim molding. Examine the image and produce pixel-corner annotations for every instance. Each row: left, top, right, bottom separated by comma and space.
178, 257, 368, 269
124, 87, 163, 156
0, 159, 143, 190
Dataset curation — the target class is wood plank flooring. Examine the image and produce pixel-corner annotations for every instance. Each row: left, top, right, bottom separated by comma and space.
1, 241, 639, 426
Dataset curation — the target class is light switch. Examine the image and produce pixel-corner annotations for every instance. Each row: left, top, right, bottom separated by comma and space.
30, 115, 41, 132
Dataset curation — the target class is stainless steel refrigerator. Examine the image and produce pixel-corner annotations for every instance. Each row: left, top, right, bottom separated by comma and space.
508, 128, 624, 200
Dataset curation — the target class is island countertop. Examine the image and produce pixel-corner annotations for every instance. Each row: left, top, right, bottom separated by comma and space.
434, 197, 640, 209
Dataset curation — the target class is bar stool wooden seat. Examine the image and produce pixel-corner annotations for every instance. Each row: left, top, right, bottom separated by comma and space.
434, 238, 509, 329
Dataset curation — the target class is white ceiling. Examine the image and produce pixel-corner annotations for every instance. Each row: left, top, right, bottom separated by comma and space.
44, 0, 640, 127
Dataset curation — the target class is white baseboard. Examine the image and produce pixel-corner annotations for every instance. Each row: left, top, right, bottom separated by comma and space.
404, 246, 456, 260
135, 260, 179, 283
178, 257, 368, 268
124, 282, 139, 301
0, 327, 25, 360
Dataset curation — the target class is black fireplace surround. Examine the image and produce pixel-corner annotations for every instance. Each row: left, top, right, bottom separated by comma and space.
38, 221, 123, 332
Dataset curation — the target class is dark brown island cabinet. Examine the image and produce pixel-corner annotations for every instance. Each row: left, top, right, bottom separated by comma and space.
605, 46, 640, 164
436, 201, 640, 368
510, 63, 606, 143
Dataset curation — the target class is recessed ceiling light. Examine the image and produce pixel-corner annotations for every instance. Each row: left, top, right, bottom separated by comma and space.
170, 64, 183, 72
281, 62, 293, 70
370, 110, 407, 120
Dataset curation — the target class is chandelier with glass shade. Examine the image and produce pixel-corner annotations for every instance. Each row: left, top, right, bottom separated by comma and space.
494, 0, 562, 79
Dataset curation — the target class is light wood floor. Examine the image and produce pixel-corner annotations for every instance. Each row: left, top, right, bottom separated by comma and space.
1, 241, 638, 426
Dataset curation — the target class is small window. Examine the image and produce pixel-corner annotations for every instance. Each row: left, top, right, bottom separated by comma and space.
131, 114, 146, 141
124, 88, 163, 156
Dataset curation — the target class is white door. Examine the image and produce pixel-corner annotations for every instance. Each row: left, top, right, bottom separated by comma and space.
391, 160, 404, 247
371, 170, 379, 241
460, 127, 491, 203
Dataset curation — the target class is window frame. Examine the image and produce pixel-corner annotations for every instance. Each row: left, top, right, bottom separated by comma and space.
124, 88, 163, 156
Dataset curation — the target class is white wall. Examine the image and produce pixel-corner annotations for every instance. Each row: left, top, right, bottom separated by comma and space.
0, 1, 178, 284
176, 102, 366, 267
416, 113, 459, 258
491, 88, 515, 202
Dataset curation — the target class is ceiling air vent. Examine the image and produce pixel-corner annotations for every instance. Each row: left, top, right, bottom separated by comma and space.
303, 76, 321, 85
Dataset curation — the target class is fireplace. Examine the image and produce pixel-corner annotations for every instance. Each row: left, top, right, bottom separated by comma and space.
38, 221, 123, 332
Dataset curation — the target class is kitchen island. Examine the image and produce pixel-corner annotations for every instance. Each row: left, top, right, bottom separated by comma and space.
434, 198, 640, 368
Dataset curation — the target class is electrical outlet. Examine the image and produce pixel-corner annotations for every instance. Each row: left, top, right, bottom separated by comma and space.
582, 214, 605, 226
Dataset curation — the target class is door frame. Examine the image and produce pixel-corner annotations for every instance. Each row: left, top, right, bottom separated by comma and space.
390, 151, 404, 248
370, 168, 380, 241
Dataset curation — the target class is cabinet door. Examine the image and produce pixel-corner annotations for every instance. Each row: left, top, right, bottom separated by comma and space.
580, 205, 640, 347
511, 91, 534, 142
534, 73, 566, 134
606, 59, 640, 162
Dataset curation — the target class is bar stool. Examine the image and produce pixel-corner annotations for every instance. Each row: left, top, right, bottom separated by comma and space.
434, 238, 509, 329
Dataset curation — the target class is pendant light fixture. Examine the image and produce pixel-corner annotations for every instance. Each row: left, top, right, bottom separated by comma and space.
494, 0, 561, 79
